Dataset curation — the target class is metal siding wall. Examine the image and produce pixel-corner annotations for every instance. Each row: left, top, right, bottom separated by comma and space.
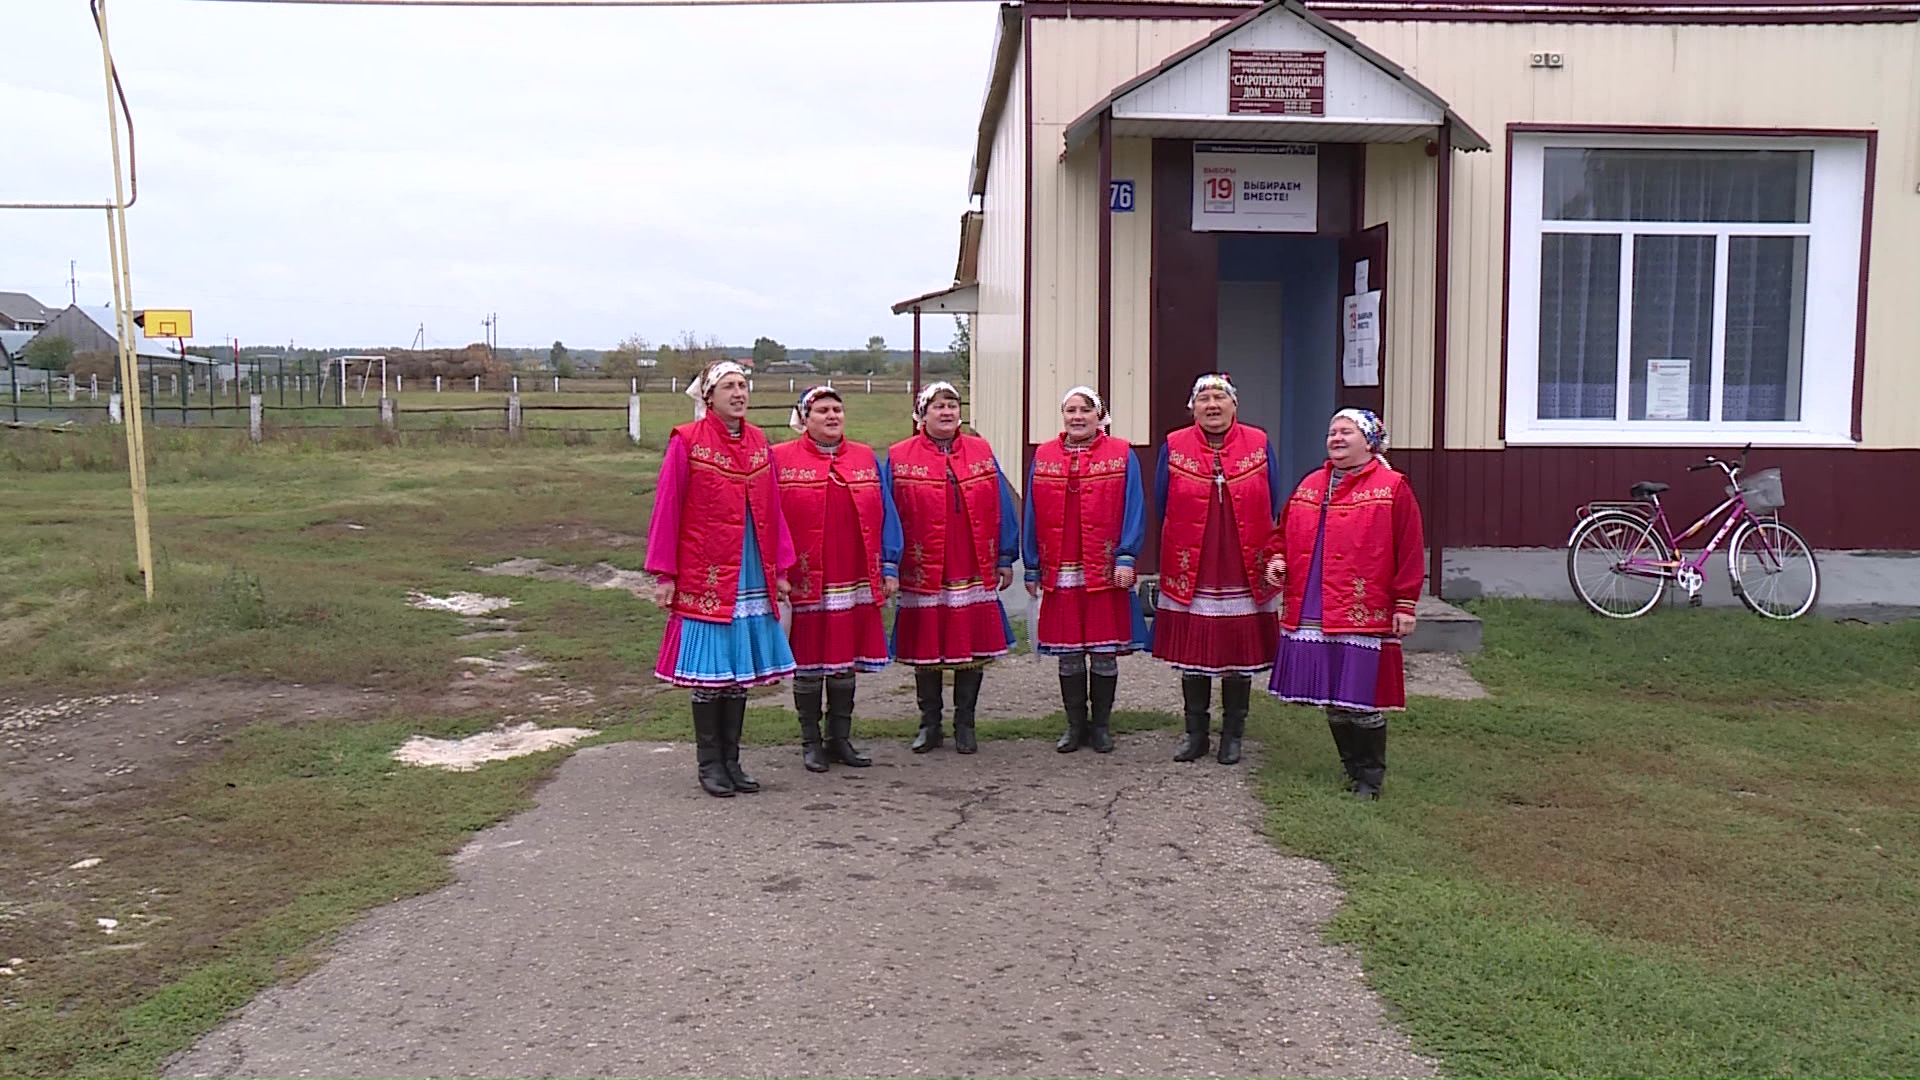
975, 45, 1028, 481
1028, 18, 1226, 445
1363, 140, 1437, 449
1112, 136, 1154, 444
1339, 19, 1920, 450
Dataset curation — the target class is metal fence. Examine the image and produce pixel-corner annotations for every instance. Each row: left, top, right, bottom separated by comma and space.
4, 355, 956, 440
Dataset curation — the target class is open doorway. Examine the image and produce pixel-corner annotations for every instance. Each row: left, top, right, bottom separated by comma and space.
1217, 232, 1339, 486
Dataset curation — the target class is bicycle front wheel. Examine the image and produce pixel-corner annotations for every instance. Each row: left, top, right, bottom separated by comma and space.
1567, 512, 1671, 619
1730, 520, 1819, 620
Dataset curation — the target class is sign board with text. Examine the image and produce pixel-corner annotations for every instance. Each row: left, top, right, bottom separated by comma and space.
1228, 49, 1326, 116
1191, 143, 1318, 233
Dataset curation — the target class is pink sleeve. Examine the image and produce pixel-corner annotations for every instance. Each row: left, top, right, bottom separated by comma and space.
645, 435, 690, 578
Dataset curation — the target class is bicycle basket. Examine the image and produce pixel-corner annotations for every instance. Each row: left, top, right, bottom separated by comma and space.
1737, 467, 1786, 513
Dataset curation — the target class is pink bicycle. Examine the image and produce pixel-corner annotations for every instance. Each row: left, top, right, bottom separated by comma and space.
1566, 445, 1820, 620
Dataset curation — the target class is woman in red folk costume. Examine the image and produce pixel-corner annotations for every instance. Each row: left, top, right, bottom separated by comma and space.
1151, 373, 1286, 767
772, 386, 895, 773
882, 382, 1020, 756
645, 361, 797, 798
1022, 387, 1147, 754
1265, 409, 1425, 800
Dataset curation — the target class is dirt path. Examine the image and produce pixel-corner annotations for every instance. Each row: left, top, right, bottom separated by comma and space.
0, 684, 384, 812
163, 738, 1439, 1080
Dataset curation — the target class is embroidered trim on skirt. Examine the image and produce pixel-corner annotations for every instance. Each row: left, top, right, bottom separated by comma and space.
790, 582, 890, 676
1268, 625, 1406, 711
654, 517, 796, 688
1151, 589, 1279, 675
892, 578, 1014, 667
1036, 586, 1144, 656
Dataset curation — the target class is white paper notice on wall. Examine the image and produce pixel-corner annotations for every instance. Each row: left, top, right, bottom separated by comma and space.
1646, 358, 1692, 420
1342, 290, 1382, 387
1354, 260, 1370, 294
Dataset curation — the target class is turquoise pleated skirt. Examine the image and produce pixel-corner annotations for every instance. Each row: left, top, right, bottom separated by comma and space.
654, 510, 796, 688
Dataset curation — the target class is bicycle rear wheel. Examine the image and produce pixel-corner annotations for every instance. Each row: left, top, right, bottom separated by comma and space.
1730, 520, 1819, 620
1567, 512, 1671, 619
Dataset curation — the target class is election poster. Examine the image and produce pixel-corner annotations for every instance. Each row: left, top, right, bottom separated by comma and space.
1191, 142, 1318, 233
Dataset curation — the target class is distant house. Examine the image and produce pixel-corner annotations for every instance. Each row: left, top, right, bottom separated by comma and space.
1, 329, 40, 365
0, 292, 55, 332
35, 304, 189, 367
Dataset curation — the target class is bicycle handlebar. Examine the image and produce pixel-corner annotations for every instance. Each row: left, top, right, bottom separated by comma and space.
1689, 445, 1753, 477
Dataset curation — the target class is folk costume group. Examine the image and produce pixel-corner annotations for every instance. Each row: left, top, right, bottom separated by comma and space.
646, 362, 1426, 802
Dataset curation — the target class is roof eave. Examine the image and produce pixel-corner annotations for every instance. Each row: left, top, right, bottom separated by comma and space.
1059, 0, 1490, 153
892, 282, 982, 316
968, 4, 1027, 200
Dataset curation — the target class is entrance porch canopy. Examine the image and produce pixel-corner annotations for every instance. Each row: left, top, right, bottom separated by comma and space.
1061, 0, 1489, 154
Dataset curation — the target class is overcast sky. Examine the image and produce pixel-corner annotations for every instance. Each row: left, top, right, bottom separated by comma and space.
2, 0, 994, 352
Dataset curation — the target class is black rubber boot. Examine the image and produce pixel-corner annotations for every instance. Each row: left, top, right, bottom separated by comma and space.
1173, 674, 1211, 762
720, 694, 759, 793
1055, 671, 1089, 753
692, 698, 735, 798
824, 675, 870, 767
1327, 715, 1362, 791
795, 678, 829, 773
909, 668, 944, 753
1353, 721, 1387, 800
1217, 675, 1251, 765
952, 667, 983, 754
1087, 671, 1117, 754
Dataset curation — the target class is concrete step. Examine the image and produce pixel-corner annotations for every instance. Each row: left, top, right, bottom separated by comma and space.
1406, 595, 1482, 654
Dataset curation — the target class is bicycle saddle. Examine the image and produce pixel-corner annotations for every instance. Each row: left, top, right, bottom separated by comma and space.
1630, 481, 1670, 500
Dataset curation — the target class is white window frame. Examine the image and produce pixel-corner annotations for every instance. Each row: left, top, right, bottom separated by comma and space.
1504, 131, 1866, 447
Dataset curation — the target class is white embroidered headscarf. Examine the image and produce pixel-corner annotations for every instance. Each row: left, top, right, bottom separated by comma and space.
1061, 385, 1111, 433
1187, 373, 1238, 409
686, 360, 750, 420
788, 385, 842, 434
1332, 407, 1392, 469
913, 381, 961, 430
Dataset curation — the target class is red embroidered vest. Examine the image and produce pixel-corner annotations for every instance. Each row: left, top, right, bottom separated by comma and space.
1276, 458, 1424, 635
670, 416, 780, 623
1029, 433, 1131, 593
888, 432, 1002, 594
771, 436, 885, 604
1158, 422, 1278, 606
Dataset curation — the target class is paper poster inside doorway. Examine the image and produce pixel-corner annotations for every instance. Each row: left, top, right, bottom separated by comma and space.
1342, 290, 1381, 387
1191, 143, 1318, 233
1646, 358, 1692, 420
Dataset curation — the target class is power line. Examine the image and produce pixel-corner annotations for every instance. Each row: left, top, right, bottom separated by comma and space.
177, 0, 989, 7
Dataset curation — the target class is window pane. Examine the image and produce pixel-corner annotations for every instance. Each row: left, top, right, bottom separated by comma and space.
1538, 233, 1620, 419
1724, 236, 1808, 422
1629, 235, 1715, 422
1544, 148, 1812, 223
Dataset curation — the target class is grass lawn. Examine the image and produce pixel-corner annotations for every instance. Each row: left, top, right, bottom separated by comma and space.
1249, 600, 1920, 1076
3, 414, 1917, 1077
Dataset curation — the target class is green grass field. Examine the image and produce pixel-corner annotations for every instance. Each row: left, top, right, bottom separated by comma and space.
2, 412, 1917, 1077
